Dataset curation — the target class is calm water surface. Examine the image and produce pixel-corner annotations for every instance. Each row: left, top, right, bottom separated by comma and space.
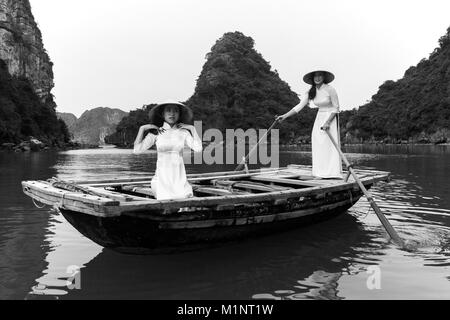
0, 145, 449, 299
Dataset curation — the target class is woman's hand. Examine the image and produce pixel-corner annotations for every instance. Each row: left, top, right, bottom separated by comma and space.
321, 122, 330, 131
275, 114, 288, 122
321, 112, 337, 131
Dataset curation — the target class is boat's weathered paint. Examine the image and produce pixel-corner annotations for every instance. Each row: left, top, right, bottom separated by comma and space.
59, 187, 367, 253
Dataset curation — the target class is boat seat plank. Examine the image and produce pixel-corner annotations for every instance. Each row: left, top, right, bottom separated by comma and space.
117, 185, 251, 198
84, 169, 286, 188
23, 181, 121, 205
251, 170, 316, 181
193, 186, 251, 196
83, 168, 286, 187
115, 179, 365, 212
287, 164, 389, 177
49, 180, 148, 202
120, 185, 155, 198
75, 167, 282, 185
250, 175, 344, 187
86, 187, 148, 202
213, 180, 293, 192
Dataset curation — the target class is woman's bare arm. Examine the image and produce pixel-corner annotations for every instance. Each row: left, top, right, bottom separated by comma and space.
276, 95, 309, 122
133, 124, 158, 153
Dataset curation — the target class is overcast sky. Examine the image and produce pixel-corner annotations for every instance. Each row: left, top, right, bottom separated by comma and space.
30, 0, 450, 117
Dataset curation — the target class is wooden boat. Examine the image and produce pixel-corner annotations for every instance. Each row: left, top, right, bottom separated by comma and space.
21, 165, 390, 253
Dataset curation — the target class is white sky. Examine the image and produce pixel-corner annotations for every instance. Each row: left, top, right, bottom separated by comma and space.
29, 0, 450, 117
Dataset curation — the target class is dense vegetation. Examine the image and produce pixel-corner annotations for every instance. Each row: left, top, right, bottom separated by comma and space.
185, 31, 316, 143
107, 27, 450, 146
341, 27, 450, 143
105, 104, 157, 147
0, 59, 70, 145
107, 32, 316, 146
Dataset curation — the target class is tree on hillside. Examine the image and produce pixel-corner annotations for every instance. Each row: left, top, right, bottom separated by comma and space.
0, 59, 70, 145
343, 26, 450, 143
106, 31, 319, 146
105, 104, 157, 147
186, 31, 316, 143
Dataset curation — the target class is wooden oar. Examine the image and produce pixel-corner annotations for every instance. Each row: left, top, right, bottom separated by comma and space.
321, 126, 405, 247
235, 119, 279, 171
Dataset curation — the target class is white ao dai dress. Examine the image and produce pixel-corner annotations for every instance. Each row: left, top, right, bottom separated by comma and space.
293, 84, 342, 178
133, 122, 202, 200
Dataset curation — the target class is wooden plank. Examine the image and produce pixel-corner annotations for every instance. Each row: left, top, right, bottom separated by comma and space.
260, 169, 346, 181
189, 170, 281, 182
158, 198, 352, 229
78, 167, 283, 186
115, 174, 388, 213
250, 176, 342, 187
71, 176, 153, 185
287, 164, 390, 176
85, 169, 286, 187
22, 172, 388, 218
193, 186, 251, 196
213, 180, 293, 192
87, 187, 148, 202
22, 181, 120, 207
120, 185, 155, 197
49, 180, 144, 202
119, 185, 251, 200
22, 190, 104, 216
22, 182, 122, 217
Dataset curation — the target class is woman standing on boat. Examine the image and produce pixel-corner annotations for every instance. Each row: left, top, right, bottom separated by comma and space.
133, 100, 202, 200
276, 70, 342, 178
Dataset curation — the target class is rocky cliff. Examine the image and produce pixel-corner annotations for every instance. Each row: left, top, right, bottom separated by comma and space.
105, 32, 315, 146
0, 0, 53, 101
56, 112, 77, 131
58, 108, 128, 146
186, 31, 315, 143
342, 26, 450, 144
105, 104, 157, 147
0, 0, 68, 148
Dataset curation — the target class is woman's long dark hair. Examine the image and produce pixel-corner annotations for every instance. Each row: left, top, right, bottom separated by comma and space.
308, 72, 326, 100
308, 85, 317, 100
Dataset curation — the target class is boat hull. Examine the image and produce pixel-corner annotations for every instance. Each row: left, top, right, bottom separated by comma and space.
59, 187, 367, 254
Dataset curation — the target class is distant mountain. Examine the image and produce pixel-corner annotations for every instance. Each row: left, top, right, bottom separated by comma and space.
56, 112, 77, 131
107, 28, 450, 147
342, 26, 450, 143
58, 108, 127, 146
105, 104, 156, 147
186, 31, 315, 143
107, 31, 317, 147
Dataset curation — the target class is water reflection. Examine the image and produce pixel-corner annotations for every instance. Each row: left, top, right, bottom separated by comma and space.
0, 151, 61, 299
26, 211, 102, 299
1, 145, 450, 299
34, 213, 377, 300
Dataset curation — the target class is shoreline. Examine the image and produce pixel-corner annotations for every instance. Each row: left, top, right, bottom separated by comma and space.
2, 141, 449, 153
281, 142, 450, 147
0, 139, 101, 153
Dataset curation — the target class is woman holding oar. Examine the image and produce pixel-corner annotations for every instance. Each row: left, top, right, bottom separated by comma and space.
276, 70, 342, 179
275, 71, 408, 248
133, 100, 202, 201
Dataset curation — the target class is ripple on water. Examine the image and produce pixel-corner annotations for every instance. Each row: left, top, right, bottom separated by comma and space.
253, 170, 450, 300
3, 147, 450, 299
